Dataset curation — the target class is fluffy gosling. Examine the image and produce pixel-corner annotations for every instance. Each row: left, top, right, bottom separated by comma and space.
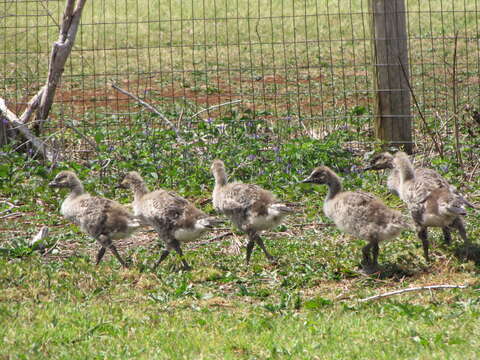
120, 171, 220, 270
211, 159, 292, 264
301, 166, 412, 272
393, 152, 471, 261
49, 171, 140, 267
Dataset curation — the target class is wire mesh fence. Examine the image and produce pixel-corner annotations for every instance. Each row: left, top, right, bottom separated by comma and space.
1, 0, 479, 158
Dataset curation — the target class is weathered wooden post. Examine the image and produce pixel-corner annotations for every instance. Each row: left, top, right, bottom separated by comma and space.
369, 0, 412, 153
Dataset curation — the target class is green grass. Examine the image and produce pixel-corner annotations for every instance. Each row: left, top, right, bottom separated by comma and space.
1, 106, 480, 358
1, 258, 479, 359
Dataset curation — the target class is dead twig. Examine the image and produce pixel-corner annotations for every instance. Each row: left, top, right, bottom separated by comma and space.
358, 284, 468, 302
398, 56, 443, 158
0, 201, 17, 216
185, 232, 233, 250
0, 212, 23, 220
110, 82, 185, 143
191, 99, 243, 118
452, 31, 463, 169
64, 120, 100, 153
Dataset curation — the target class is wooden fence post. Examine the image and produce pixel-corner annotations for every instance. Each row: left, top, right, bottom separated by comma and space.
369, 0, 412, 153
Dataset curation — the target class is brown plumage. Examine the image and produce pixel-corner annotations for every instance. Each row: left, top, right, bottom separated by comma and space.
211, 159, 292, 264
49, 171, 140, 267
301, 166, 412, 272
365, 151, 473, 249
393, 151, 471, 260
120, 171, 220, 270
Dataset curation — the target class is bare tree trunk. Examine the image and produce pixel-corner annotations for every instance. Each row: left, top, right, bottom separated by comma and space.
34, 0, 87, 134
0, 99, 55, 161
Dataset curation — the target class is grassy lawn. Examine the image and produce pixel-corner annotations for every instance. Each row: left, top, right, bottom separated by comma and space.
1, 106, 480, 358
1, 0, 480, 357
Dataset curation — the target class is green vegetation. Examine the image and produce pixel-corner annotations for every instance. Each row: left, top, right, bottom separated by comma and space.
1, 0, 480, 357
1, 106, 479, 358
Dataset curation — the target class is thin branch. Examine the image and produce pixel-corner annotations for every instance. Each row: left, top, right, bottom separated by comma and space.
397, 56, 443, 157
0, 201, 17, 216
452, 31, 463, 168
185, 231, 233, 250
359, 284, 468, 302
110, 82, 185, 143
0, 212, 23, 220
192, 99, 243, 118
64, 119, 100, 153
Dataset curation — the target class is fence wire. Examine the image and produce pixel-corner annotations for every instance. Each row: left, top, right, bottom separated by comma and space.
1, 0, 479, 156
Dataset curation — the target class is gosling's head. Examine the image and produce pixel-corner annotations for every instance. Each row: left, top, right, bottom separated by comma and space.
49, 171, 81, 189
364, 152, 394, 171
300, 166, 335, 185
210, 159, 225, 174
392, 151, 410, 167
434, 189, 468, 217
119, 171, 145, 189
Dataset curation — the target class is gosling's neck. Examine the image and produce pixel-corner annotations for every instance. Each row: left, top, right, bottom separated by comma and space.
131, 181, 149, 200
396, 157, 415, 182
213, 168, 228, 188
325, 175, 342, 200
68, 181, 85, 198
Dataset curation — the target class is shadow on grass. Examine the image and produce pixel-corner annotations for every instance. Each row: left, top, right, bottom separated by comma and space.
356, 262, 417, 280
454, 242, 480, 266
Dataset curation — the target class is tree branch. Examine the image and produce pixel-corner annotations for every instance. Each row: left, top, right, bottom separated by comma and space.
110, 82, 185, 143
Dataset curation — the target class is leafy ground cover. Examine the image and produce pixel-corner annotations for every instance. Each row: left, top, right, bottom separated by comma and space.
1, 107, 479, 358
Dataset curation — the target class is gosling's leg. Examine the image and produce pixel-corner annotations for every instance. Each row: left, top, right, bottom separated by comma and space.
152, 250, 170, 270
95, 246, 107, 265
451, 217, 470, 246
442, 227, 452, 245
418, 228, 430, 262
245, 236, 255, 265
98, 235, 128, 267
253, 235, 275, 263
361, 242, 373, 267
108, 244, 128, 268
169, 239, 191, 270
371, 242, 380, 269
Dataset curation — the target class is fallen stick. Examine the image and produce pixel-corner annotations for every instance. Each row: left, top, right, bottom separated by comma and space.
359, 284, 468, 303
0, 201, 16, 216
0, 212, 23, 220
185, 232, 233, 250
110, 82, 185, 144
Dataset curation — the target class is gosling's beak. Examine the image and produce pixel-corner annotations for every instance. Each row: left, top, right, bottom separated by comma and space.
362, 165, 373, 172
48, 181, 58, 187
447, 206, 467, 216
300, 177, 314, 184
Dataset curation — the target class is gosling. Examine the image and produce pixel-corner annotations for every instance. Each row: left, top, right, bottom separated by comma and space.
120, 171, 220, 270
394, 152, 470, 261
301, 166, 412, 272
49, 171, 140, 267
364, 152, 473, 245
211, 159, 292, 264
